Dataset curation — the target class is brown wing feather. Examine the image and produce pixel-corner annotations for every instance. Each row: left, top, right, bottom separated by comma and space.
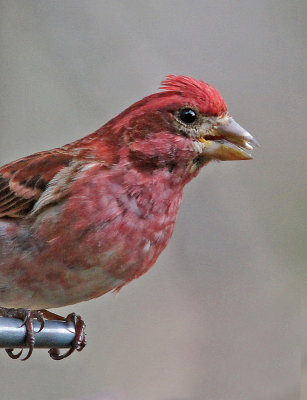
0, 150, 73, 218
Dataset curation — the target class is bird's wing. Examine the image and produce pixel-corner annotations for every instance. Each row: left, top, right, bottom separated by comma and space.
0, 150, 75, 218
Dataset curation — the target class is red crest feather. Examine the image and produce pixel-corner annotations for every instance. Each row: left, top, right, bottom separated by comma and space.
160, 75, 227, 116
160, 75, 209, 93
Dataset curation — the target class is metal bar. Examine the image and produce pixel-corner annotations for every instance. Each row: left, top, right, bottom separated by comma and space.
0, 317, 76, 348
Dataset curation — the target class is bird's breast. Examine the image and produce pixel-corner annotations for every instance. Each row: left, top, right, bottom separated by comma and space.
0, 165, 185, 308
34, 165, 184, 296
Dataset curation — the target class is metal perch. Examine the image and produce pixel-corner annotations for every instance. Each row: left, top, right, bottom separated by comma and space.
0, 317, 79, 349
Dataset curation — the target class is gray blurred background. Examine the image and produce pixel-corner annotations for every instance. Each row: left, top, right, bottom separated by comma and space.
0, 1, 306, 399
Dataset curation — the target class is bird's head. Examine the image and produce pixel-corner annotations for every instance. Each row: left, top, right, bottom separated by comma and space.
95, 75, 258, 174
157, 75, 258, 161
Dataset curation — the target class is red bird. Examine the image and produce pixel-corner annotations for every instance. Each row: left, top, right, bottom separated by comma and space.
0, 75, 257, 360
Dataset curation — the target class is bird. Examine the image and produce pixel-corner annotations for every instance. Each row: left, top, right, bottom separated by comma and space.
0, 75, 258, 360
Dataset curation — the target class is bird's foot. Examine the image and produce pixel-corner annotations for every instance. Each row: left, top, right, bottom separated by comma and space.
0, 308, 86, 360
48, 313, 86, 360
0, 307, 44, 361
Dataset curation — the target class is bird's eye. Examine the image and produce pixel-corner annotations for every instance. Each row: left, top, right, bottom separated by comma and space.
178, 108, 198, 124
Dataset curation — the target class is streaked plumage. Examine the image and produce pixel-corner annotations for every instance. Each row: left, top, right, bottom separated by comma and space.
0, 75, 257, 310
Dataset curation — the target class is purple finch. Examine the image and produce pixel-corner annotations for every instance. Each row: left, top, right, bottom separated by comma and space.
0, 75, 257, 359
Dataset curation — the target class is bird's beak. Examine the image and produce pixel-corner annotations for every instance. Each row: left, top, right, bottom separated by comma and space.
199, 117, 259, 161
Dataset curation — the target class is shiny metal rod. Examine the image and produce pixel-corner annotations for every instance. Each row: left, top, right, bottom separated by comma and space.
0, 317, 76, 348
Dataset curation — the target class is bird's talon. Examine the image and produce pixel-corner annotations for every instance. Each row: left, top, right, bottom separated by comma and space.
5, 348, 23, 359
48, 313, 86, 360
20, 346, 33, 361
1, 309, 86, 360
48, 348, 60, 360
48, 347, 74, 360
0, 308, 45, 360
34, 313, 45, 333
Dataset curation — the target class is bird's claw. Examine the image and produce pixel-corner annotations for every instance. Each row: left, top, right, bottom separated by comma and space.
0, 308, 86, 360
48, 313, 86, 360
0, 308, 45, 360
5, 348, 23, 359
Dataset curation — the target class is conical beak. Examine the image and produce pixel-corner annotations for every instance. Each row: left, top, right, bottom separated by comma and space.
200, 117, 259, 161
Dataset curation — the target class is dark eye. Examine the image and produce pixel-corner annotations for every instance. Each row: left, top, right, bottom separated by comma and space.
178, 108, 198, 124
